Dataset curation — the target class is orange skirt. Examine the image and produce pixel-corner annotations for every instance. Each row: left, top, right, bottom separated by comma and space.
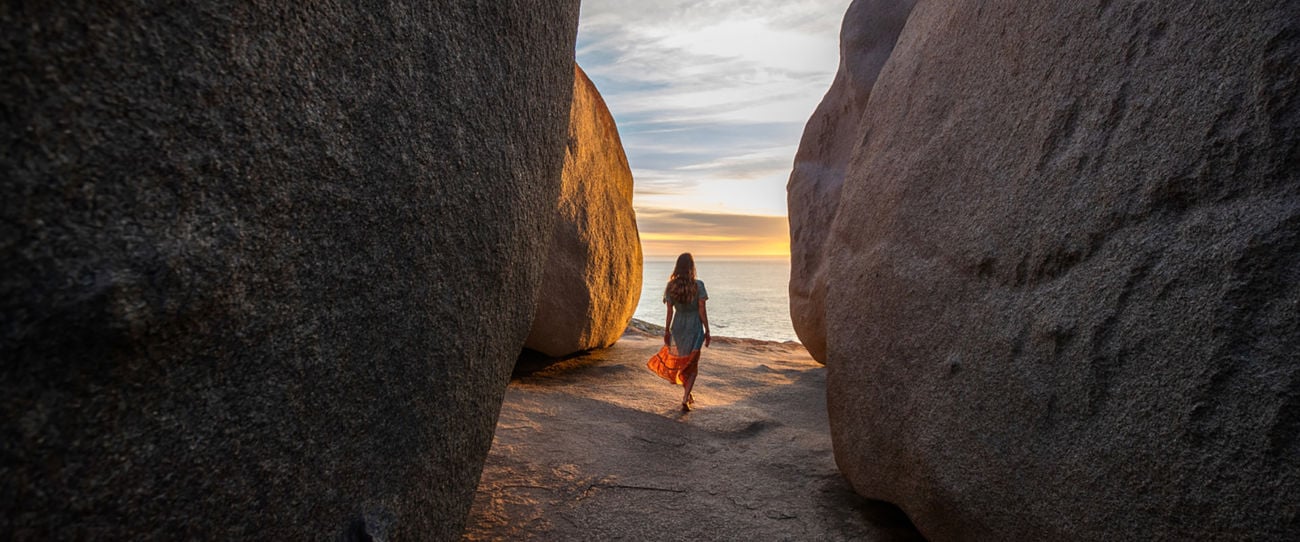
647, 346, 699, 386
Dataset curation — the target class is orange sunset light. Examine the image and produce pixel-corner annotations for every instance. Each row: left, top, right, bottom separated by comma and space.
636, 210, 790, 258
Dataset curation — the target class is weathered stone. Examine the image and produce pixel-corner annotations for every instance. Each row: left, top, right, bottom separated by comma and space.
821, 0, 1300, 539
0, 2, 579, 539
523, 65, 643, 358
788, 0, 917, 363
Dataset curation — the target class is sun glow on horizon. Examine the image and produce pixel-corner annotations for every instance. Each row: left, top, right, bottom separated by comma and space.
642, 244, 790, 258
635, 206, 790, 258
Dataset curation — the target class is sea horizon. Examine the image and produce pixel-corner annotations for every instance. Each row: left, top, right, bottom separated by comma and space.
633, 255, 799, 343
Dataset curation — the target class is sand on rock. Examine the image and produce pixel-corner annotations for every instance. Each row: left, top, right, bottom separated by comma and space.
465, 326, 923, 541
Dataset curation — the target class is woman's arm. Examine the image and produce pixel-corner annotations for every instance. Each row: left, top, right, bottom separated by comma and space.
664, 302, 674, 346
699, 298, 710, 347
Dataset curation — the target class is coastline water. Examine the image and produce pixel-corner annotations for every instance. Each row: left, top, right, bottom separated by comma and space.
632, 256, 798, 343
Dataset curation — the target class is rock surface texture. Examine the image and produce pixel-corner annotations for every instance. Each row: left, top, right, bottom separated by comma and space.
524, 65, 643, 358
469, 326, 924, 541
1, 2, 579, 539
816, 0, 1300, 540
787, 0, 918, 363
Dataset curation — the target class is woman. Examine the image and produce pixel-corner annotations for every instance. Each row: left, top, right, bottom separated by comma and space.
647, 252, 710, 411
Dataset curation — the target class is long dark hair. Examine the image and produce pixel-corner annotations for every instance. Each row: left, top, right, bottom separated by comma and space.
667, 252, 698, 304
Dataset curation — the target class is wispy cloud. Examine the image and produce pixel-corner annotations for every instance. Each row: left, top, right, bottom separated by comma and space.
636, 207, 791, 256
577, 0, 849, 226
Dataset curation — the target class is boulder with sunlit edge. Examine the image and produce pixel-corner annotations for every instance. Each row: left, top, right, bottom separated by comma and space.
820, 0, 1300, 539
524, 64, 643, 358
0, 2, 579, 539
787, 0, 918, 363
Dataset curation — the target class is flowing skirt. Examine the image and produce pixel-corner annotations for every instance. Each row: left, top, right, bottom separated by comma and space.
647, 344, 699, 386
649, 302, 705, 385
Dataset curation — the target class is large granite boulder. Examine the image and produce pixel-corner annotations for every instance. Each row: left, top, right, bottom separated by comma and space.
787, 0, 917, 363
523, 65, 642, 358
0, 2, 579, 539
820, 0, 1300, 539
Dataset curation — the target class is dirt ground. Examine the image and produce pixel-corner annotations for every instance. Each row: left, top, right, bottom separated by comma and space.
463, 325, 925, 541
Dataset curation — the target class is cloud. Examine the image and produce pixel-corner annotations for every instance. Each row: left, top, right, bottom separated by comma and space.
577, 0, 850, 222
675, 147, 795, 178
635, 207, 790, 256
637, 207, 790, 233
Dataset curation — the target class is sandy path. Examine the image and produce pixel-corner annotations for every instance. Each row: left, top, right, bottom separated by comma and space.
464, 327, 923, 541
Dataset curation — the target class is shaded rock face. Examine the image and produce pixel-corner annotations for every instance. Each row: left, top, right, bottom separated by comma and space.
523, 65, 643, 358
0, 2, 579, 539
787, 0, 918, 363
819, 0, 1300, 540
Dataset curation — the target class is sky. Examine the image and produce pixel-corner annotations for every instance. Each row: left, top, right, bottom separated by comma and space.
575, 0, 851, 258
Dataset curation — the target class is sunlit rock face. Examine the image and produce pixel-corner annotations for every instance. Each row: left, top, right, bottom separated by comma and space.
821, 1, 1300, 539
0, 2, 578, 539
787, 0, 918, 363
524, 65, 643, 358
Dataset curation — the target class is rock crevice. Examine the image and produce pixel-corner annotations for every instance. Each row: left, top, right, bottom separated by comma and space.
524, 64, 643, 359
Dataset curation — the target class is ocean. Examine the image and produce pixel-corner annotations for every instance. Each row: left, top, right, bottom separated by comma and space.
632, 257, 799, 343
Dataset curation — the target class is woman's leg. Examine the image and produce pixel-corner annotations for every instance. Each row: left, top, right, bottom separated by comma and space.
681, 352, 700, 407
